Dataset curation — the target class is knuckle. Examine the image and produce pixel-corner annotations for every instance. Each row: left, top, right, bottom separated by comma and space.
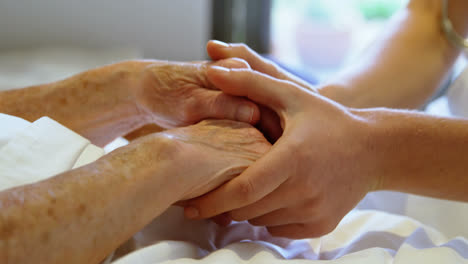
265, 60, 281, 74
235, 178, 256, 202
180, 99, 201, 124
237, 43, 251, 54
237, 69, 256, 84
208, 94, 226, 116
210, 94, 242, 120
230, 58, 250, 69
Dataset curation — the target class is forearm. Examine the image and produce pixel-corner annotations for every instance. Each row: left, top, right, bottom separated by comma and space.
0, 61, 152, 146
0, 135, 180, 264
357, 108, 468, 201
320, 0, 468, 109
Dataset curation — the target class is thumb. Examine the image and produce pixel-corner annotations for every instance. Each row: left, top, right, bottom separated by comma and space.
200, 90, 260, 125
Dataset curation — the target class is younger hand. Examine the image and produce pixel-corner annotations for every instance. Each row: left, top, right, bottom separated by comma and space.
184, 67, 380, 238
206, 40, 317, 93
206, 40, 321, 143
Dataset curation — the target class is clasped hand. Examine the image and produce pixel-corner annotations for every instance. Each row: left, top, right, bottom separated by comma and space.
183, 41, 381, 239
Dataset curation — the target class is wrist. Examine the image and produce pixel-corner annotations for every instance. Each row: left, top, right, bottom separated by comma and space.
349, 108, 387, 192
119, 60, 170, 123
104, 133, 185, 205
69, 67, 149, 144
90, 61, 156, 125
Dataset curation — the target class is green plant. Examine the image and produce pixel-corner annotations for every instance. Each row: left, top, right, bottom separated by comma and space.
355, 0, 401, 20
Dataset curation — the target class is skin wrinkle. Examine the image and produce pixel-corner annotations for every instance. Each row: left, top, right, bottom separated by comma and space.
184, 63, 215, 91
164, 133, 265, 160
140, 65, 198, 128
159, 121, 267, 160
1, 58, 260, 147
1, 57, 265, 262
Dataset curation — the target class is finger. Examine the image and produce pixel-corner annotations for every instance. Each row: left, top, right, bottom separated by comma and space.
266, 220, 338, 239
211, 213, 232, 227
207, 41, 317, 93
207, 66, 298, 112
229, 181, 299, 222
199, 90, 260, 124
184, 142, 291, 219
207, 40, 284, 79
199, 58, 251, 91
181, 58, 248, 69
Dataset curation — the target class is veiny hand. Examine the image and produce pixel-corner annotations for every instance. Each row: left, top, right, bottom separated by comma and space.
183, 67, 381, 238
159, 119, 271, 201
129, 58, 260, 129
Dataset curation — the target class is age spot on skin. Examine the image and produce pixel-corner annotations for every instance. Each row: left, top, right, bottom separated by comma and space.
59, 97, 68, 106
47, 208, 57, 220
0, 219, 15, 240
77, 203, 87, 216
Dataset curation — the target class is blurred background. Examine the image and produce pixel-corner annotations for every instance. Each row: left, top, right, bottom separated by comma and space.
269, 0, 406, 81
0, 0, 407, 82
0, 0, 461, 116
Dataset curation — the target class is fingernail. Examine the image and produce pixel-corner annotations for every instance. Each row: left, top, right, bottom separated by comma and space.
184, 206, 199, 219
237, 105, 254, 123
211, 40, 230, 48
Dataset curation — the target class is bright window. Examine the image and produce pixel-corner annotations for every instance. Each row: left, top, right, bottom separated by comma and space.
270, 0, 408, 81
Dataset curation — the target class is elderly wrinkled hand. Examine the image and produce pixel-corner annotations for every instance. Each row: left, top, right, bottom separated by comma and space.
158, 119, 271, 201
0, 58, 260, 146
128, 59, 260, 129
